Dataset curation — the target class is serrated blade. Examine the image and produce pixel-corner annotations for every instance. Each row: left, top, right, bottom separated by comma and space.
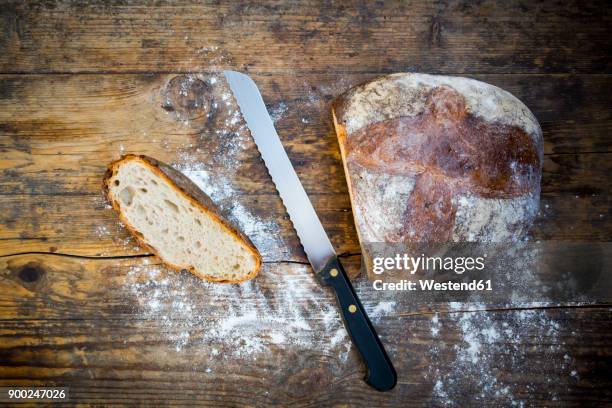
224, 71, 335, 272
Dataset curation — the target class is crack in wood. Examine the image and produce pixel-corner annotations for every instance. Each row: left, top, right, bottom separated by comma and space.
397, 303, 612, 317
0, 251, 155, 260
0, 251, 362, 263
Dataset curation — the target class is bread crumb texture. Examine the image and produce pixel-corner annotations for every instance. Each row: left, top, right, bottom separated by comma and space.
106, 155, 260, 283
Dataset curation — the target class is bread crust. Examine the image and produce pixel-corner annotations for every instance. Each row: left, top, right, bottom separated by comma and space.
332, 73, 543, 246
103, 154, 262, 283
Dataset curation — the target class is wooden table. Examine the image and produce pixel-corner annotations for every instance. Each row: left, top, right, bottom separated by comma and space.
1, 1, 610, 406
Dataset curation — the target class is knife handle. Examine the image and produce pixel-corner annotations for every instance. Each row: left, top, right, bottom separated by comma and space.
319, 257, 397, 391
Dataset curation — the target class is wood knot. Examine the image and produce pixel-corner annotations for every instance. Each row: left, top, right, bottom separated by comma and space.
18, 262, 45, 283
161, 75, 213, 122
428, 16, 442, 48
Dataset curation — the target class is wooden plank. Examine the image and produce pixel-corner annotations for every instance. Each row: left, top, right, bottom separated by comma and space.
0, 253, 362, 319
2, 73, 610, 194
535, 153, 612, 241
0, 72, 309, 260
0, 253, 610, 406
0, 1, 610, 75
1, 1, 610, 406
1, 73, 611, 258
1, 163, 610, 258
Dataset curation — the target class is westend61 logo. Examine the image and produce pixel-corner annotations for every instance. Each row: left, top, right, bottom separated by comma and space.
372, 253, 487, 275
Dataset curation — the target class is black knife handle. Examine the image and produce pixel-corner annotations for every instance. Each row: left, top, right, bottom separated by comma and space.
319, 257, 397, 391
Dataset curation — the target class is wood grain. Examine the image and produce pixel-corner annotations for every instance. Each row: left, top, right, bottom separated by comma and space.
0, 253, 610, 406
0, 0, 611, 406
0, 1, 610, 75
1, 73, 611, 259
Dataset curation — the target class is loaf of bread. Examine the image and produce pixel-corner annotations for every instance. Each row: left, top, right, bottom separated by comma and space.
332, 73, 543, 252
104, 154, 261, 283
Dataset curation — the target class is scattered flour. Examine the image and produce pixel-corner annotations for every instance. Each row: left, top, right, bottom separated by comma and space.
369, 301, 396, 319
125, 262, 352, 360
269, 102, 289, 123
106, 69, 581, 405
430, 313, 441, 336
428, 303, 577, 406
93, 214, 140, 253
94, 225, 110, 237
122, 72, 351, 360
165, 73, 287, 257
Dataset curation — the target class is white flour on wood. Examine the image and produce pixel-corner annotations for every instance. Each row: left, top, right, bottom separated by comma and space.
121, 73, 356, 360
112, 70, 578, 405
125, 260, 355, 360
427, 302, 578, 406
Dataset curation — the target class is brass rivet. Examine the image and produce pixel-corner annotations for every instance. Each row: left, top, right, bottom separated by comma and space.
330, 268, 338, 277
348, 304, 357, 313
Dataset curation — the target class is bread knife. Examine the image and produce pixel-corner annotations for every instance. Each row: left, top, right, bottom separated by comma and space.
225, 71, 397, 391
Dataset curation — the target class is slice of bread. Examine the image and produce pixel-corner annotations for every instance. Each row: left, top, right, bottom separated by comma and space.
104, 154, 261, 283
